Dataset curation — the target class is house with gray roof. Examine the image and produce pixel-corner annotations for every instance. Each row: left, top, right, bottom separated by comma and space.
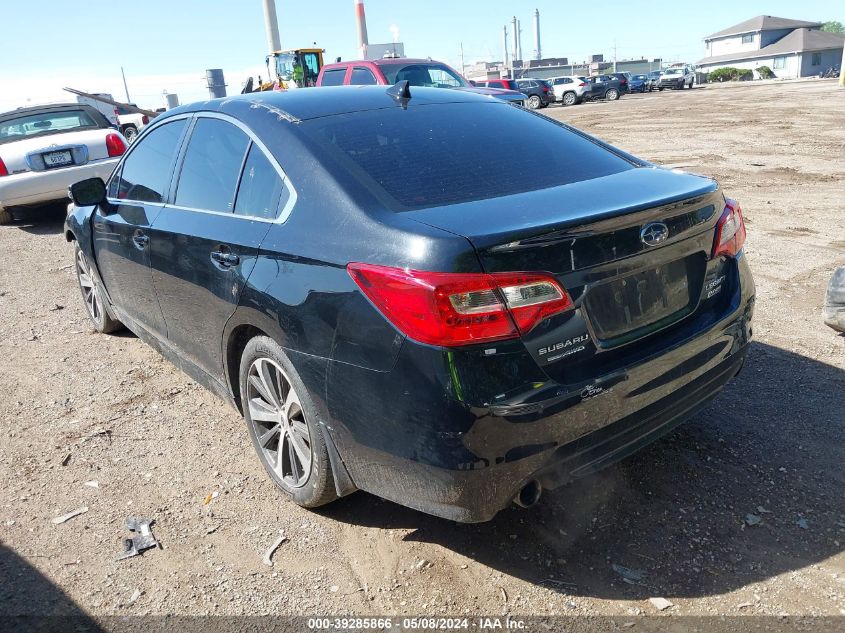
696, 15, 844, 78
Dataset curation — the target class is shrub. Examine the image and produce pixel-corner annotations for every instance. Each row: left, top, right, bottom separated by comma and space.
757, 65, 774, 79
708, 67, 754, 82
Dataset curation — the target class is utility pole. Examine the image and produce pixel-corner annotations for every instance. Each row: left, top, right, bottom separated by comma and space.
460, 42, 466, 77
840, 42, 845, 87
120, 66, 131, 103
502, 24, 509, 73
613, 40, 617, 72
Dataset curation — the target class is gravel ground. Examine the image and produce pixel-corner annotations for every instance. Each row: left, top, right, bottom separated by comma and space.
0, 79, 843, 623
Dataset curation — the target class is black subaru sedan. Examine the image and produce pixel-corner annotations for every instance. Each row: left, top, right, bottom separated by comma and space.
65, 85, 754, 522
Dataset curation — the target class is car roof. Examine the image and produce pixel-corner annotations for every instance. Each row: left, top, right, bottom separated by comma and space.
158, 86, 504, 123
0, 102, 103, 122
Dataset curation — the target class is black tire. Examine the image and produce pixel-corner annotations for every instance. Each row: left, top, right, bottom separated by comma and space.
606, 88, 619, 101
658, 86, 664, 91
0, 209, 12, 225
562, 91, 577, 106
527, 95, 541, 109
122, 125, 138, 143
73, 244, 123, 334
240, 336, 338, 509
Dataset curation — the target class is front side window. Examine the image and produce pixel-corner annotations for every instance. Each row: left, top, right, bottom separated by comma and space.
234, 144, 286, 220
114, 119, 187, 203
350, 67, 378, 85
175, 118, 249, 213
773, 56, 787, 69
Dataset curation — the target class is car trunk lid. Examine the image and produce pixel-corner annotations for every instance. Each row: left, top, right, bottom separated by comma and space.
405, 167, 728, 379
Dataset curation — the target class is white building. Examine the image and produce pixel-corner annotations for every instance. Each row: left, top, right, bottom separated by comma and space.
697, 15, 844, 79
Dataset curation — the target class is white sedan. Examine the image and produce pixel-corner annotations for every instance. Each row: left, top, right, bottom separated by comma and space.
0, 103, 126, 224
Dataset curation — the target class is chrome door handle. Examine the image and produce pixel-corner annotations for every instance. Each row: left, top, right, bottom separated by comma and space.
211, 251, 240, 267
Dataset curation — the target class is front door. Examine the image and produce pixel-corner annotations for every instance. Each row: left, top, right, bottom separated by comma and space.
93, 118, 188, 338
148, 116, 290, 383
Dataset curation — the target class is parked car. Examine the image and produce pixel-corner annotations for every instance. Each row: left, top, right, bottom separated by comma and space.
659, 67, 695, 90
0, 103, 126, 224
514, 78, 554, 109
116, 105, 151, 143
549, 76, 589, 106
630, 74, 649, 93
474, 78, 520, 91
583, 75, 623, 101
317, 59, 526, 107
75, 93, 120, 127
607, 72, 632, 94
65, 86, 754, 522
647, 70, 663, 91
823, 267, 845, 332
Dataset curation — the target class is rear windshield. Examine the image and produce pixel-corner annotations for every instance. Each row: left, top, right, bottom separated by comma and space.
0, 109, 101, 145
301, 101, 633, 210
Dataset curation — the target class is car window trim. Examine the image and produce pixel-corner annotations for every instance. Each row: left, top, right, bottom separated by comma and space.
105, 113, 193, 206
166, 112, 297, 224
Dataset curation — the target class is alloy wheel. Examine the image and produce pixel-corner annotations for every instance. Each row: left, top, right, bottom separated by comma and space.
76, 249, 103, 324
528, 95, 541, 109
563, 92, 576, 106
246, 357, 312, 488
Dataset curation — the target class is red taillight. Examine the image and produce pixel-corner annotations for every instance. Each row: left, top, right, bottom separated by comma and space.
578, 82, 586, 87
141, 115, 149, 125
347, 263, 573, 347
543, 86, 550, 92
712, 198, 747, 258
106, 133, 126, 157
0, 156, 7, 177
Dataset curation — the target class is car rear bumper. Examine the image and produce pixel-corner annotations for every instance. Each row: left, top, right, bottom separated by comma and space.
326, 260, 755, 522
0, 158, 119, 211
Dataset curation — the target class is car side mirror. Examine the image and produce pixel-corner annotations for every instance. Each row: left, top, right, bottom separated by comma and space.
69, 177, 107, 207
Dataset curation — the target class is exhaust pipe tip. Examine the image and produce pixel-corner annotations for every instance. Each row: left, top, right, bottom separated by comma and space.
514, 480, 542, 508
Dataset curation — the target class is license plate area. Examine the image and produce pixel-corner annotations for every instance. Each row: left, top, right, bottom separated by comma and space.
585, 254, 705, 345
42, 150, 74, 168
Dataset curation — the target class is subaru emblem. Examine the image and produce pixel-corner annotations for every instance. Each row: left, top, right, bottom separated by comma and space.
640, 222, 669, 247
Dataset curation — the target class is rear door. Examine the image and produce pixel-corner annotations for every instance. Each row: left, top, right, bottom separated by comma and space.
147, 115, 292, 383
93, 117, 189, 338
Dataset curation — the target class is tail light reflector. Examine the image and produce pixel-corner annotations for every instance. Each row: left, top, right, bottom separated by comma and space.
713, 198, 747, 258
106, 133, 126, 157
347, 263, 573, 347
0, 156, 7, 177
141, 115, 149, 125
578, 82, 586, 87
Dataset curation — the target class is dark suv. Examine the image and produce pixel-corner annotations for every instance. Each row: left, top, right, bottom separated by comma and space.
515, 78, 554, 109
65, 86, 753, 522
583, 75, 623, 101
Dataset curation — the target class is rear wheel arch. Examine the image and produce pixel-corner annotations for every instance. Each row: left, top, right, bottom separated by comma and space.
225, 323, 268, 413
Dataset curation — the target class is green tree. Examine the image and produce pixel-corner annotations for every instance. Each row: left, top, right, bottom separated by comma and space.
821, 20, 844, 33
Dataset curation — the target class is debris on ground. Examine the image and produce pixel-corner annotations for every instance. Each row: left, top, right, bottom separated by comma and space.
756, 506, 772, 514
49, 304, 64, 311
51, 506, 88, 524
262, 531, 287, 567
797, 518, 809, 529
121, 588, 143, 608
116, 517, 158, 561
203, 490, 219, 505
83, 480, 99, 489
745, 513, 763, 526
649, 597, 674, 611
612, 563, 646, 584
737, 602, 754, 609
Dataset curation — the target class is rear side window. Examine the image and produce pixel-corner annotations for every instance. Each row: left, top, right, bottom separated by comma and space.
303, 102, 633, 210
321, 68, 347, 86
114, 118, 186, 203
175, 118, 249, 213
350, 67, 378, 85
488, 81, 503, 88
234, 144, 285, 220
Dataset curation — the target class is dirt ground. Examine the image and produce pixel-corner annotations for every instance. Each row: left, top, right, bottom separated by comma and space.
1, 80, 844, 625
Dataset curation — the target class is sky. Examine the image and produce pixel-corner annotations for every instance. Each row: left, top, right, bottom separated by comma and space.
0, 0, 840, 111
